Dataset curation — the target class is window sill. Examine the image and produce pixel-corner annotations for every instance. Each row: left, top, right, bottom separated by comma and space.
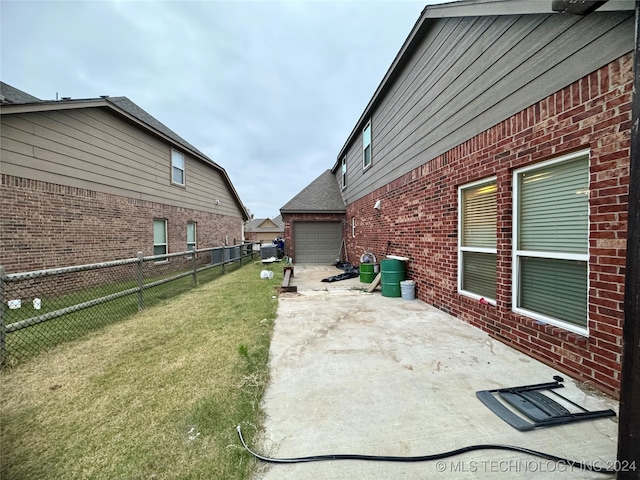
459, 290, 496, 306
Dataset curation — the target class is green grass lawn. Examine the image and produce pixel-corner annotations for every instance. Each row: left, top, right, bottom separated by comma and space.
1, 261, 282, 480
3, 261, 243, 365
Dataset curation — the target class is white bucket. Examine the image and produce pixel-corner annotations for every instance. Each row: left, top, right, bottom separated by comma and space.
260, 270, 274, 280
400, 280, 415, 300
33, 298, 42, 310
8, 299, 21, 309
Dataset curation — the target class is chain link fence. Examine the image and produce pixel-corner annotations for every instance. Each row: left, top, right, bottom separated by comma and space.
0, 243, 258, 366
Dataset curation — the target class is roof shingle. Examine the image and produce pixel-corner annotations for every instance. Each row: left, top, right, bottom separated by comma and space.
0, 82, 41, 104
280, 170, 345, 213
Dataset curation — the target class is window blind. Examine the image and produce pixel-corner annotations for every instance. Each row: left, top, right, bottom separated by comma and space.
519, 156, 588, 253
463, 251, 497, 299
462, 183, 497, 248
154, 220, 167, 255
187, 222, 196, 250
153, 220, 166, 244
519, 256, 587, 327
187, 224, 195, 242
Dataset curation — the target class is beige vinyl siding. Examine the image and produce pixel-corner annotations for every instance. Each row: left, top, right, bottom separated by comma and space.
254, 232, 281, 244
339, 11, 634, 204
1, 113, 163, 196
0, 108, 243, 218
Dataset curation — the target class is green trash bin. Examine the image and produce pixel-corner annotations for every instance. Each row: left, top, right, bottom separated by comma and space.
359, 263, 377, 283
380, 259, 406, 297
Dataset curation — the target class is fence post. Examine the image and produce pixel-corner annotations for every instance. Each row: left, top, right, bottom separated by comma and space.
221, 247, 226, 275
192, 250, 198, 286
136, 251, 145, 311
0, 266, 6, 366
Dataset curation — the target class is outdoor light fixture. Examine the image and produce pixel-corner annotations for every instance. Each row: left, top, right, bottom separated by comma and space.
374, 200, 381, 210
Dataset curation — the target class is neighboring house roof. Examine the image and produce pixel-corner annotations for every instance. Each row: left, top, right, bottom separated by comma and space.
245, 215, 284, 233
330, 0, 635, 174
106, 96, 220, 169
280, 169, 346, 214
0, 82, 249, 221
0, 82, 40, 103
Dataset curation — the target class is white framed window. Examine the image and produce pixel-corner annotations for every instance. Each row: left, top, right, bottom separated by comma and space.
341, 156, 347, 189
187, 222, 197, 251
513, 150, 590, 335
352, 216, 356, 238
171, 149, 185, 185
458, 178, 497, 303
362, 121, 372, 169
153, 219, 168, 256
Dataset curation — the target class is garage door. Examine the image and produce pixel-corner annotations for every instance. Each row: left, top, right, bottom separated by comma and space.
294, 222, 342, 264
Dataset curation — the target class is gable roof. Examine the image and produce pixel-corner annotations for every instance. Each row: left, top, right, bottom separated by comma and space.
245, 215, 284, 233
280, 170, 346, 214
261, 216, 284, 228
331, 0, 635, 174
0, 82, 249, 221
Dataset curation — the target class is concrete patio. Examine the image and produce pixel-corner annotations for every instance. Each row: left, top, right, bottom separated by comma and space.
254, 264, 620, 479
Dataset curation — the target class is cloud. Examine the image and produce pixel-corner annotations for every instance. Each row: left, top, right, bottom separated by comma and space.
1, 0, 429, 218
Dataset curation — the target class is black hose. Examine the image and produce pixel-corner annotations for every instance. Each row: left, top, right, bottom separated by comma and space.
236, 425, 616, 474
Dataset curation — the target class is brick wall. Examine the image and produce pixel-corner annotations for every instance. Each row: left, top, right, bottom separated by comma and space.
0, 174, 243, 274
345, 53, 632, 396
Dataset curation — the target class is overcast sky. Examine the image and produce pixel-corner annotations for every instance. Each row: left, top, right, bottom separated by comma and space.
1, 0, 448, 219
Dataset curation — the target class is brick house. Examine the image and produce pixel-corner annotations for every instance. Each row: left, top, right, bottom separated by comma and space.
0, 82, 249, 274
279, 1, 634, 396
